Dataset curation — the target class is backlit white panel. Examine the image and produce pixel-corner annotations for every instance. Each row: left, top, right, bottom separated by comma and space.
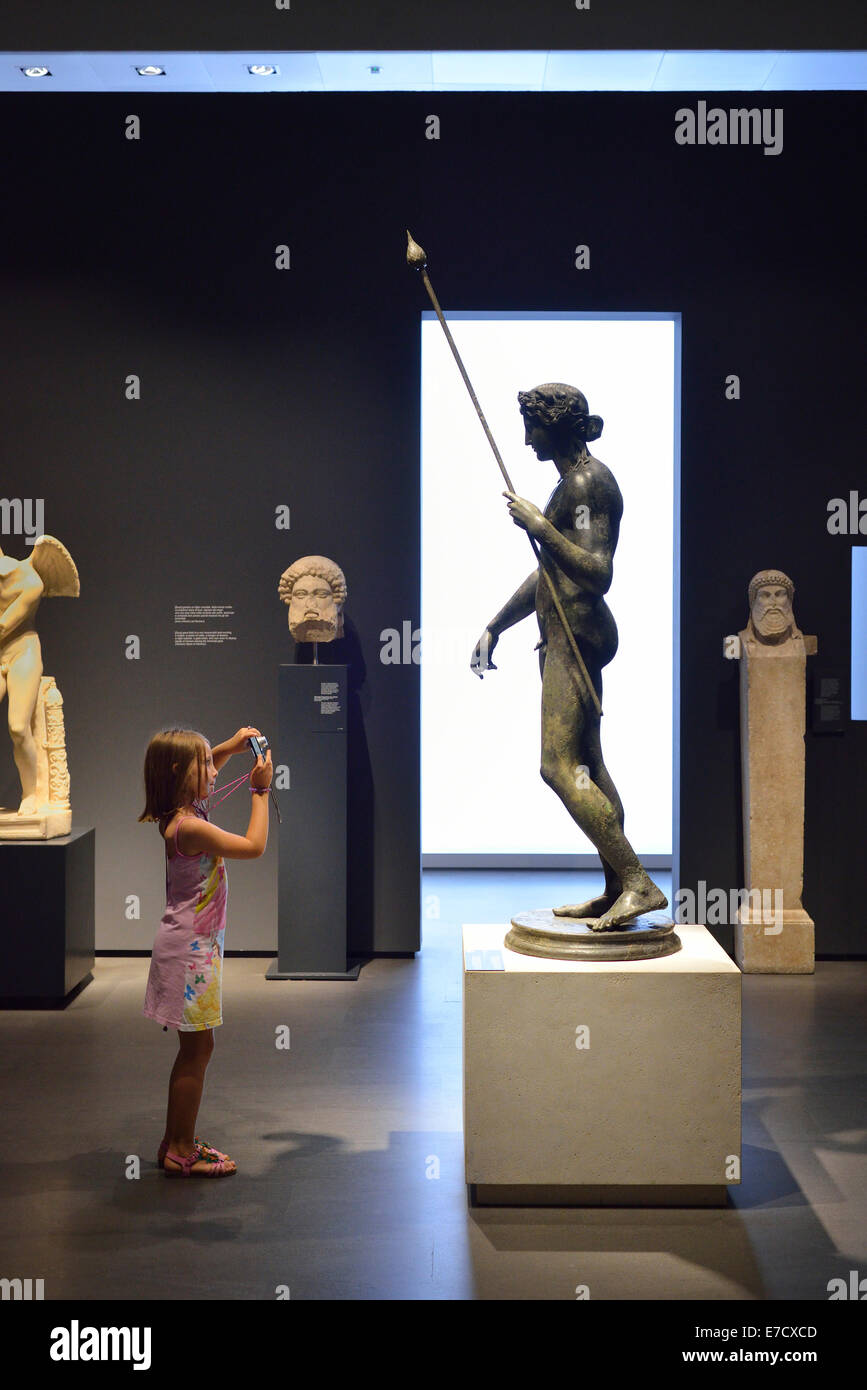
852, 548, 867, 719
421, 313, 677, 856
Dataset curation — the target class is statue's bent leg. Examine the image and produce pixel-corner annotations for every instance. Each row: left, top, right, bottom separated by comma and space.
537, 638, 615, 916
579, 708, 668, 928
539, 634, 666, 928
559, 698, 627, 914
540, 639, 633, 912
6, 640, 43, 813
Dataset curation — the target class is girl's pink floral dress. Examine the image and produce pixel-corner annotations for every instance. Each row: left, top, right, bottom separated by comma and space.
143, 809, 228, 1031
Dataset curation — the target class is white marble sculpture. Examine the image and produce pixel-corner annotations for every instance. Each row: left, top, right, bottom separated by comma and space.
0, 535, 79, 840
278, 556, 347, 647
730, 569, 816, 972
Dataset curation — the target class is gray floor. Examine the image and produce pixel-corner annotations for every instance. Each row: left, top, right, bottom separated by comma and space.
0, 870, 865, 1301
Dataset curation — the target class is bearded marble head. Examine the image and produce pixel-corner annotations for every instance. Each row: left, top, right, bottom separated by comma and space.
747, 570, 797, 645
278, 555, 347, 644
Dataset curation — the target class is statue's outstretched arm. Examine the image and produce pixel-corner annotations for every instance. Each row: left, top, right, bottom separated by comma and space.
488, 569, 538, 636
471, 569, 539, 677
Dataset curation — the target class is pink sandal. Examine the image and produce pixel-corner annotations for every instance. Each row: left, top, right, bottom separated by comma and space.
163, 1143, 236, 1178
158, 1137, 228, 1168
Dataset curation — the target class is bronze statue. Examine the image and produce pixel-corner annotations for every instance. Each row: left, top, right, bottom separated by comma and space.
470, 383, 667, 931
407, 232, 673, 953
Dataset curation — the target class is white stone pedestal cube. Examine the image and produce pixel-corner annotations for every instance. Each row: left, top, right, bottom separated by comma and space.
463, 923, 741, 1206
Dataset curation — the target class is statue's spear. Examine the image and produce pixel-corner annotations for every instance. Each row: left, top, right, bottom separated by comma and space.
406, 230, 602, 716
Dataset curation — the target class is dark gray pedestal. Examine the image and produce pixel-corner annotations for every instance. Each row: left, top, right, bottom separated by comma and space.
0, 826, 95, 1006
267, 664, 360, 980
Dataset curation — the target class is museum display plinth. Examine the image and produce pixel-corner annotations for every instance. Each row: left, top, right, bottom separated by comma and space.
463, 923, 741, 1206
267, 663, 360, 980
735, 911, 814, 974
735, 595, 816, 974
0, 827, 94, 1005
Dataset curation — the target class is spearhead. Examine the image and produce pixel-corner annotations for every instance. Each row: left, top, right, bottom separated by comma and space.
406, 229, 428, 272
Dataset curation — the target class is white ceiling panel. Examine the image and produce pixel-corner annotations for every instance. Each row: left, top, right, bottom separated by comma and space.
543, 50, 665, 90
316, 51, 433, 90
652, 50, 779, 91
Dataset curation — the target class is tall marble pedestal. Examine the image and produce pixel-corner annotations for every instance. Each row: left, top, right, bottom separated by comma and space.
463, 923, 741, 1206
736, 631, 816, 973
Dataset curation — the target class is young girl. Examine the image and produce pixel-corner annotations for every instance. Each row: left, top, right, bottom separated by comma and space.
139, 725, 272, 1178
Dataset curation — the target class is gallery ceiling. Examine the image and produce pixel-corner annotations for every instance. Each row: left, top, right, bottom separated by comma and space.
1, 50, 866, 93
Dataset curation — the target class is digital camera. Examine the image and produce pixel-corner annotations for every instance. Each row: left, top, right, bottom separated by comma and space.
247, 733, 270, 760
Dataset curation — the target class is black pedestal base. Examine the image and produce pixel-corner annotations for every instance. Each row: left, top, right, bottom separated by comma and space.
0, 826, 95, 1004
276, 664, 355, 976
265, 959, 362, 981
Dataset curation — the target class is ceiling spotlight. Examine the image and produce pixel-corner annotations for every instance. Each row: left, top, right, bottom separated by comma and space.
22, 66, 51, 78
248, 64, 279, 77
136, 65, 165, 77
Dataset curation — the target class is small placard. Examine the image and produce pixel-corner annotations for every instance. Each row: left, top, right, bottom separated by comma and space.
812, 667, 845, 733
174, 603, 237, 646
314, 681, 341, 715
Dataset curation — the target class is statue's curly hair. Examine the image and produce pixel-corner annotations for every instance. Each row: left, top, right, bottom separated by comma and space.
278, 556, 348, 607
748, 570, 793, 606
517, 382, 603, 443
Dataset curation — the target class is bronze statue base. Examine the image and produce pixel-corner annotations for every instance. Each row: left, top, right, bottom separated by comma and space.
505, 910, 681, 962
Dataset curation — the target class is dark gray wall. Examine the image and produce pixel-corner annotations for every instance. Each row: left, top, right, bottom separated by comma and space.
0, 94, 425, 952
1, 0, 865, 48
0, 90, 864, 954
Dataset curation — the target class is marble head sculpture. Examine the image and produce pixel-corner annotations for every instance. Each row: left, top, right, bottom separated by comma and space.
746, 570, 799, 646
278, 556, 347, 644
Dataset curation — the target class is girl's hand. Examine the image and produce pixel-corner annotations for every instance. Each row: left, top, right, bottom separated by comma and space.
250, 749, 273, 790
230, 726, 261, 754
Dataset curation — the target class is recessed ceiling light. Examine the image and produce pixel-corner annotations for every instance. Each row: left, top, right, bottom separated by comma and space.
21, 66, 50, 78
136, 65, 165, 77
248, 64, 279, 77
